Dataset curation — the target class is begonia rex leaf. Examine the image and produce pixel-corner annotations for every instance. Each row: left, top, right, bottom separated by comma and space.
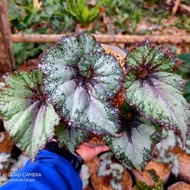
0, 70, 60, 161
124, 40, 190, 144
55, 121, 87, 152
104, 114, 160, 170
39, 33, 123, 136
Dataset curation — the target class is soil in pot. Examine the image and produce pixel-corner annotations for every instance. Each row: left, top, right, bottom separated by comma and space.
167, 181, 190, 190
86, 133, 105, 146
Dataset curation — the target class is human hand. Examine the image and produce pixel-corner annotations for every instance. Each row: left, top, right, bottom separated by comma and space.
75, 143, 110, 163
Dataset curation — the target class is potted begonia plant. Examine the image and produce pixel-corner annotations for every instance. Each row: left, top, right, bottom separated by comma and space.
0, 33, 190, 175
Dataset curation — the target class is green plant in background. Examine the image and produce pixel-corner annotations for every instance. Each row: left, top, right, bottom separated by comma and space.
116, 9, 141, 34
144, 0, 164, 6
101, 0, 142, 34
8, 0, 36, 33
177, 53, 190, 102
175, 15, 190, 33
8, 0, 75, 67
64, 0, 104, 27
0, 33, 190, 172
9, 0, 189, 67
102, 0, 130, 15
13, 43, 49, 67
128, 9, 141, 34
8, 0, 74, 34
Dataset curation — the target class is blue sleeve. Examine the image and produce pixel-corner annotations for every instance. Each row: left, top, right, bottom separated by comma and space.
0, 150, 82, 190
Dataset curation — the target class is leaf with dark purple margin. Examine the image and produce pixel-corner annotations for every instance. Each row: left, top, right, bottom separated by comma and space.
125, 40, 178, 72
124, 41, 190, 145
0, 70, 60, 161
55, 121, 88, 152
104, 115, 161, 170
39, 33, 124, 137
184, 128, 190, 154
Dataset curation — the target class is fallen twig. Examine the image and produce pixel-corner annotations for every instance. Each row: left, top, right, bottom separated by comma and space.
172, 0, 181, 15
11, 34, 190, 44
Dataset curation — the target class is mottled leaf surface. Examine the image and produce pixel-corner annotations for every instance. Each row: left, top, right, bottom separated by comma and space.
125, 40, 178, 72
55, 122, 87, 152
104, 116, 160, 170
0, 70, 60, 161
0, 82, 4, 90
97, 160, 112, 176
39, 33, 123, 136
124, 41, 190, 144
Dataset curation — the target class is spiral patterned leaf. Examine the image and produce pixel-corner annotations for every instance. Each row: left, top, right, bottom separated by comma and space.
39, 33, 124, 136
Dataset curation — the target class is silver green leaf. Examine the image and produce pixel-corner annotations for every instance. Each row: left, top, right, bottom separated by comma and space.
0, 70, 60, 161
104, 117, 160, 170
185, 136, 190, 154
55, 122, 87, 152
125, 40, 178, 72
124, 41, 190, 144
0, 82, 5, 90
98, 159, 112, 177
39, 33, 123, 136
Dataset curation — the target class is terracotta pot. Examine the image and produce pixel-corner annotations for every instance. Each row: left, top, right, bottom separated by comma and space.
171, 146, 190, 183
167, 181, 190, 190
131, 161, 171, 186
87, 157, 133, 190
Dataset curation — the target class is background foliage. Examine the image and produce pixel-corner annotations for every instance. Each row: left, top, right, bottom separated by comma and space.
8, 0, 189, 66
6, 0, 190, 103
